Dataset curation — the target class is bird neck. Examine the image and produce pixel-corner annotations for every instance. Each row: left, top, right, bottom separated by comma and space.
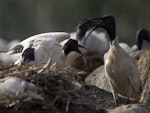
131, 45, 138, 52
65, 52, 81, 66
110, 36, 119, 47
105, 26, 116, 45
104, 16, 116, 44
136, 28, 150, 50
61, 50, 67, 58
136, 36, 143, 50
60, 51, 80, 67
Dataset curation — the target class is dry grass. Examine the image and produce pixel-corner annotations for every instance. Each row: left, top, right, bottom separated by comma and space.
0, 52, 148, 113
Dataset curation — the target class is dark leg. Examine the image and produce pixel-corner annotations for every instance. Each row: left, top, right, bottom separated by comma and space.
98, 108, 107, 113
126, 97, 129, 104
115, 98, 119, 106
109, 82, 119, 106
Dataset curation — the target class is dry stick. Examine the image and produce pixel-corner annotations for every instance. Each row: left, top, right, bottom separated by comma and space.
37, 57, 52, 73
66, 95, 71, 112
49, 63, 56, 70
81, 54, 87, 67
5, 66, 40, 76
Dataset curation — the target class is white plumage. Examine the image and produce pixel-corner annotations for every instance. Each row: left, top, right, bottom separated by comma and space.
61, 29, 109, 65
119, 28, 150, 53
78, 15, 142, 105
60, 31, 109, 71
102, 16, 142, 105
14, 37, 64, 66
60, 32, 76, 47
105, 38, 141, 103
8, 32, 70, 54
62, 31, 109, 57
78, 31, 109, 57
76, 25, 109, 59
6, 32, 85, 68
105, 104, 149, 113
0, 77, 43, 101
5, 32, 69, 66
0, 52, 21, 66
119, 43, 137, 53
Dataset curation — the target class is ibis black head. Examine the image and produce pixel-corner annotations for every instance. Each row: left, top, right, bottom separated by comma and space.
76, 15, 116, 43
22, 48, 35, 63
136, 28, 150, 50
63, 39, 85, 55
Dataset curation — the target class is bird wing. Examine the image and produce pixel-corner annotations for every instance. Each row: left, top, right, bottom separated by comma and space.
7, 44, 24, 54
119, 43, 131, 52
7, 32, 70, 55
25, 38, 63, 65
28, 32, 70, 42
127, 58, 142, 101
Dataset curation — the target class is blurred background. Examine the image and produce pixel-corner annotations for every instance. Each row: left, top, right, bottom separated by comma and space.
0, 0, 150, 48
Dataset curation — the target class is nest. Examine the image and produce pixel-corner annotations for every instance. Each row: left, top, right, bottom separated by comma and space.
0, 63, 144, 113
0, 64, 96, 113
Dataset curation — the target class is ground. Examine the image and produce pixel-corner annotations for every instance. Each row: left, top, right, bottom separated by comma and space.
0, 63, 143, 113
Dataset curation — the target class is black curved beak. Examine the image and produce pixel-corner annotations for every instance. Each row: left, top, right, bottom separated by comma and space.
76, 15, 116, 44
76, 17, 104, 40
78, 44, 86, 50
76, 44, 87, 66
75, 44, 86, 55
76, 17, 104, 45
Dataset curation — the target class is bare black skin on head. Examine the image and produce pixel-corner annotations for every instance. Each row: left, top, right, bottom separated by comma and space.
76, 15, 116, 43
63, 39, 85, 55
136, 28, 150, 50
22, 48, 35, 62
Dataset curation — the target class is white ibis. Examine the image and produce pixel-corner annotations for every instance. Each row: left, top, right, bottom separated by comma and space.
10, 32, 86, 68
77, 15, 142, 106
119, 28, 150, 53
0, 76, 43, 101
